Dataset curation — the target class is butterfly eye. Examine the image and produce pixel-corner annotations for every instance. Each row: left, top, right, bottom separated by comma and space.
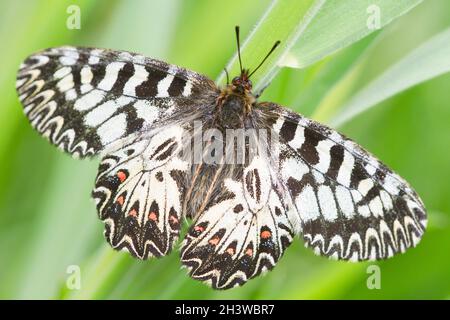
231, 76, 241, 85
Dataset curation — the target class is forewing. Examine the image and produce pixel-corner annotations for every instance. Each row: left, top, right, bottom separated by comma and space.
181, 156, 298, 289
16, 46, 216, 157
258, 103, 427, 261
92, 124, 189, 259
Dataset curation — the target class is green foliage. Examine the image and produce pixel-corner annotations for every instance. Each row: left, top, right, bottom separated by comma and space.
0, 0, 449, 299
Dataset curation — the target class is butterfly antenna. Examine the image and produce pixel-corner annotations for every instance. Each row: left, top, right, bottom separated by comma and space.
248, 40, 281, 78
235, 25, 243, 74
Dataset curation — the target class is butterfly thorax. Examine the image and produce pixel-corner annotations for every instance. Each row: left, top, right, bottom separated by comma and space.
216, 71, 256, 129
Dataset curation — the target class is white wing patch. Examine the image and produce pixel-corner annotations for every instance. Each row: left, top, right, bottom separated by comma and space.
123, 64, 148, 96
98, 62, 125, 91
84, 97, 134, 127
297, 185, 320, 222
97, 113, 127, 145
74, 89, 106, 111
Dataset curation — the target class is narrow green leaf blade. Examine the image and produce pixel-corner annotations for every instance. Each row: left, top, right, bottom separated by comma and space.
331, 27, 450, 126
216, 0, 325, 91
279, 0, 423, 69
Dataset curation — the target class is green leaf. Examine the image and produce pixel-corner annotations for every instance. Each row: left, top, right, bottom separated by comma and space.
330, 26, 450, 126
216, 0, 325, 91
217, 0, 423, 92
279, 0, 423, 69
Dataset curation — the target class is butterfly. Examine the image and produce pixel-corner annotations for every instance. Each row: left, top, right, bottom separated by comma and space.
16, 26, 427, 289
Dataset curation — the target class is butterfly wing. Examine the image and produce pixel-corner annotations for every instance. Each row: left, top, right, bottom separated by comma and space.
16, 46, 219, 259
16, 46, 216, 157
181, 119, 300, 289
259, 102, 427, 261
181, 160, 298, 289
92, 124, 190, 259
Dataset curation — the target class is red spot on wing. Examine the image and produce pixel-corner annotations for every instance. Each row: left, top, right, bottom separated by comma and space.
245, 248, 253, 257
169, 215, 178, 223
261, 230, 271, 239
226, 247, 235, 255
117, 171, 127, 183
116, 196, 124, 206
129, 209, 137, 217
209, 236, 220, 246
148, 211, 157, 221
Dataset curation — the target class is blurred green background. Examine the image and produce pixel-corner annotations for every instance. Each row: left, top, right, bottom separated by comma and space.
0, 0, 449, 299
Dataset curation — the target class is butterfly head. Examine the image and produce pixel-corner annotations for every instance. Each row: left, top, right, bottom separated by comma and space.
231, 70, 253, 93
225, 26, 280, 97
